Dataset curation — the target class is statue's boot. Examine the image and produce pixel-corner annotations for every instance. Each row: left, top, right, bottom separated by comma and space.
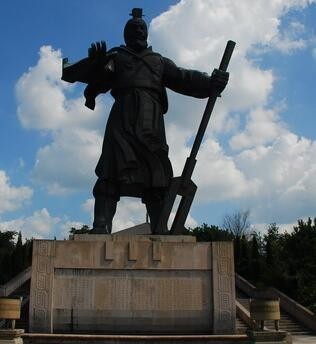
91, 196, 117, 234
145, 200, 168, 234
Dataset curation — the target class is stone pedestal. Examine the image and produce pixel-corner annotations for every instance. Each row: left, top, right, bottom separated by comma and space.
247, 330, 289, 344
29, 235, 236, 334
0, 329, 24, 344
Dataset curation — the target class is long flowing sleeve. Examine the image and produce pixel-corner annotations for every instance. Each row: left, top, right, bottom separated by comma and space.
162, 57, 212, 99
84, 58, 115, 110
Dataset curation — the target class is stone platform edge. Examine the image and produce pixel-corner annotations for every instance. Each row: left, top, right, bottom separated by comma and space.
21, 333, 249, 343
72, 234, 197, 242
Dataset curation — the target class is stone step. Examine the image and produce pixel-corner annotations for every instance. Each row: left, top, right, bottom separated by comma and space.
235, 297, 311, 335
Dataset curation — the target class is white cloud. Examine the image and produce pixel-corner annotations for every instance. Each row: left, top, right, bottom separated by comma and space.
235, 133, 316, 223
81, 198, 94, 215
81, 197, 146, 231
168, 210, 198, 229
149, 0, 316, 226
16, 46, 68, 131
32, 128, 102, 194
16, 46, 105, 132
220, 211, 309, 236
151, 1, 277, 134
114, 198, 147, 231
253, 220, 301, 235
194, 138, 260, 201
0, 208, 60, 239
0, 171, 33, 213
60, 220, 85, 238
81, 196, 198, 231
166, 125, 260, 202
229, 106, 287, 150
268, 19, 308, 53
150, 0, 313, 130
16, 46, 108, 194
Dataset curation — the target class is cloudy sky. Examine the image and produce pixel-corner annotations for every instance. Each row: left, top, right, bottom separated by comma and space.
0, 0, 316, 238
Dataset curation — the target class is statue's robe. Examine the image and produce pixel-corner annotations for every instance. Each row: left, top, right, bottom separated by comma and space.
63, 46, 212, 199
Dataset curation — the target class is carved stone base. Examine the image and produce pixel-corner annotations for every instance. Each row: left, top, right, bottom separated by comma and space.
29, 235, 236, 334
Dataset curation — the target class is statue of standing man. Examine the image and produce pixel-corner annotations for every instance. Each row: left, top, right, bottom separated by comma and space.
62, 8, 229, 234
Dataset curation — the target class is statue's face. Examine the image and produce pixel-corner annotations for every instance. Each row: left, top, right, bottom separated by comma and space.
124, 19, 148, 52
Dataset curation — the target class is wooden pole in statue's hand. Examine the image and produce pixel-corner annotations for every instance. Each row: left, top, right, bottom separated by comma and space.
155, 40, 236, 235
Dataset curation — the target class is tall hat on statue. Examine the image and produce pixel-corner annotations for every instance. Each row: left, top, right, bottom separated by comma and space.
124, 8, 148, 51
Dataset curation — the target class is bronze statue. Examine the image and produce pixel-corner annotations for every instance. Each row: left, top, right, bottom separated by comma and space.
62, 8, 233, 234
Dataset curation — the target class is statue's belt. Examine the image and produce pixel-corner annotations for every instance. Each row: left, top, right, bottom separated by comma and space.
111, 82, 163, 95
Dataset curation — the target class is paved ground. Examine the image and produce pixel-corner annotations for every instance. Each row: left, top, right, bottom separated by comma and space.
292, 335, 316, 343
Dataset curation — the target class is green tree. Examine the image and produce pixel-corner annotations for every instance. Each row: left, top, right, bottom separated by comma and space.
22, 238, 33, 269
237, 234, 250, 277
11, 231, 24, 276
0, 230, 17, 284
249, 232, 264, 282
282, 218, 316, 311
222, 209, 251, 237
265, 223, 281, 267
0, 230, 33, 284
187, 223, 234, 242
69, 225, 91, 234
262, 223, 288, 288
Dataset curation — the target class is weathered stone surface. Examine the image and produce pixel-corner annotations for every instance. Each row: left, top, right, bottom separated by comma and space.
0, 338, 23, 344
212, 242, 236, 334
0, 329, 24, 344
247, 330, 288, 343
22, 333, 249, 344
73, 234, 196, 242
29, 235, 235, 334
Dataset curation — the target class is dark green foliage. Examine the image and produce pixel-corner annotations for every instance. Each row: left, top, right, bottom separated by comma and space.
265, 223, 281, 267
237, 235, 250, 276
249, 233, 263, 281
186, 223, 234, 242
23, 239, 33, 269
239, 219, 316, 313
69, 225, 91, 234
0, 230, 32, 284
0, 230, 17, 284
11, 231, 24, 277
222, 210, 250, 237
282, 218, 316, 312
0, 230, 16, 260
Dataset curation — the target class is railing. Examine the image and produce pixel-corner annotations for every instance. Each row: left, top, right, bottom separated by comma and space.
235, 274, 256, 297
270, 287, 316, 332
235, 273, 316, 333
236, 300, 254, 328
0, 266, 31, 297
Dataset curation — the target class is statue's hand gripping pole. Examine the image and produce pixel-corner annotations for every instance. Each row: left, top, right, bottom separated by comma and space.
155, 40, 236, 235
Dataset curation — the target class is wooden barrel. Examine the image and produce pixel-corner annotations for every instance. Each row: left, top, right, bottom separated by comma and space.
0, 298, 21, 319
250, 299, 280, 321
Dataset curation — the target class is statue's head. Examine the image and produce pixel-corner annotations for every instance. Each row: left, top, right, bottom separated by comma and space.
124, 8, 148, 52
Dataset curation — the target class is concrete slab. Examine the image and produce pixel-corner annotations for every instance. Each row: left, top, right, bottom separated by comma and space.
292, 335, 316, 343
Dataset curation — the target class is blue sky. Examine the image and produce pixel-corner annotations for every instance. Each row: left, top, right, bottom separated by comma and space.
0, 0, 316, 238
